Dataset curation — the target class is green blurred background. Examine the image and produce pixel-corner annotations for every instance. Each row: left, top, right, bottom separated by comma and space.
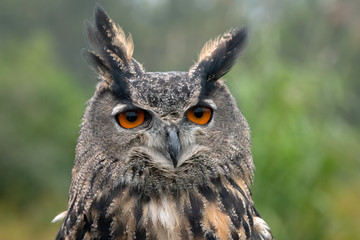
0, 0, 359, 239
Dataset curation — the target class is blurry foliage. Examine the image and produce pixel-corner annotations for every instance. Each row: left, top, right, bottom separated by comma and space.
0, 33, 88, 239
0, 0, 359, 239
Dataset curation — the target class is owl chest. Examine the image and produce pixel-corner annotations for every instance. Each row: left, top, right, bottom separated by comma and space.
85, 178, 258, 239
63, 177, 270, 240
110, 192, 201, 239
109, 190, 247, 240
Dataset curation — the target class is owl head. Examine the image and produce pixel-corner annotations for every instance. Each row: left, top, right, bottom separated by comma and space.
73, 6, 253, 198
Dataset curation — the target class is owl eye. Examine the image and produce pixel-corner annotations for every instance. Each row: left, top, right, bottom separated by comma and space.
117, 110, 145, 129
186, 106, 212, 125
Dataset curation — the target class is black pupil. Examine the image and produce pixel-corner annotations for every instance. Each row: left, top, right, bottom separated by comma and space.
193, 107, 204, 118
126, 111, 138, 122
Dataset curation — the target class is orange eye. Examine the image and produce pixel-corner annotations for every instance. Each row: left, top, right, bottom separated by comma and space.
186, 106, 212, 125
117, 110, 145, 129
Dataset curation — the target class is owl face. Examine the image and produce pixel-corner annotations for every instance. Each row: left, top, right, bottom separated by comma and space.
75, 6, 253, 197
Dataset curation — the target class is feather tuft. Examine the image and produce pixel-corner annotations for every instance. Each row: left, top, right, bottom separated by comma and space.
191, 27, 248, 82
51, 211, 67, 223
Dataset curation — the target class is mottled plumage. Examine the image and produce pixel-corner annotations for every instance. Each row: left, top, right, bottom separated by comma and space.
55, 5, 272, 240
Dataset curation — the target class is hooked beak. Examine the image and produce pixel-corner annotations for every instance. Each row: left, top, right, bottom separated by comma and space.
165, 126, 181, 167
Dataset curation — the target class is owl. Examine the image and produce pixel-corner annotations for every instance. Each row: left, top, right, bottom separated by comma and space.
54, 5, 273, 240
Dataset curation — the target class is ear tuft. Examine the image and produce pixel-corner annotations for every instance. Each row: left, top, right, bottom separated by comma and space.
191, 27, 248, 82
197, 35, 222, 64
83, 5, 143, 100
93, 5, 134, 62
81, 49, 110, 76
85, 5, 136, 71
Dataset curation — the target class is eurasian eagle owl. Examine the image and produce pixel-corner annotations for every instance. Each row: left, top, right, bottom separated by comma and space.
55, 5, 272, 240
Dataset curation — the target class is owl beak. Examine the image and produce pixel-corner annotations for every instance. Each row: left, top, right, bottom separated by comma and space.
165, 126, 181, 167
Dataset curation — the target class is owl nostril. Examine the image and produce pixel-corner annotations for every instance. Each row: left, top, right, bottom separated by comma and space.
165, 126, 181, 167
